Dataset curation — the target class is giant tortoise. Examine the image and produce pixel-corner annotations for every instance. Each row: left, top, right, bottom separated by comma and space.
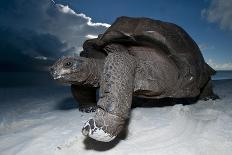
50, 16, 218, 142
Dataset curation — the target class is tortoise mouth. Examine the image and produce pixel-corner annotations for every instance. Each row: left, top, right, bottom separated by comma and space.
52, 72, 72, 81
53, 74, 64, 80
52, 73, 87, 85
51, 72, 65, 80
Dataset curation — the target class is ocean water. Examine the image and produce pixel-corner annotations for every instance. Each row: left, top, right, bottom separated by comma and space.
0, 71, 232, 87
0, 72, 55, 87
212, 70, 232, 80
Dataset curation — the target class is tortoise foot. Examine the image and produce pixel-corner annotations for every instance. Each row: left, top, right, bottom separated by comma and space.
202, 94, 220, 101
79, 105, 97, 113
82, 118, 116, 142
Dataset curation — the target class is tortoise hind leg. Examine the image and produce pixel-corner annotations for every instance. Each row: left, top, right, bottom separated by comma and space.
198, 80, 219, 101
71, 85, 97, 113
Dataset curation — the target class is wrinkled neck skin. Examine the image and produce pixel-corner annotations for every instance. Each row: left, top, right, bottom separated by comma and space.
78, 58, 104, 87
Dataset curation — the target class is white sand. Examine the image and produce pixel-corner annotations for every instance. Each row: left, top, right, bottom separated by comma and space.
0, 78, 232, 155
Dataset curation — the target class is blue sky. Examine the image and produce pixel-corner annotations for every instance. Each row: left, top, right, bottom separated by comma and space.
55, 0, 232, 69
0, 0, 231, 71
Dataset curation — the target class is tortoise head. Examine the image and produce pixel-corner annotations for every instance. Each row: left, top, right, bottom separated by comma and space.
50, 56, 90, 84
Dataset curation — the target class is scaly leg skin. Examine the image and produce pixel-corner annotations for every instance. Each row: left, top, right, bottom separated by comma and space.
71, 85, 97, 113
82, 44, 136, 142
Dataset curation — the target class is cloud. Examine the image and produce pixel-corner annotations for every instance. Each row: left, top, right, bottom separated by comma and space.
0, 28, 68, 71
198, 43, 215, 51
207, 59, 232, 70
202, 0, 232, 30
85, 34, 98, 39
0, 0, 110, 71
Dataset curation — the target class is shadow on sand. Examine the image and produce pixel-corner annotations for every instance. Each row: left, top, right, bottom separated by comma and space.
56, 97, 78, 110
131, 96, 198, 108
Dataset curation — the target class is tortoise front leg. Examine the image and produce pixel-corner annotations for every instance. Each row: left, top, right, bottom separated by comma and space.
71, 85, 97, 113
82, 44, 136, 142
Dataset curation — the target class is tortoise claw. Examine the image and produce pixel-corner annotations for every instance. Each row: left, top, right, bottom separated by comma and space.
79, 105, 97, 113
82, 118, 116, 142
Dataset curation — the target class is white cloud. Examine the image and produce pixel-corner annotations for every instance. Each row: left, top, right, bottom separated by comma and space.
85, 34, 98, 39
56, 4, 110, 27
34, 56, 48, 60
202, 0, 232, 30
0, 0, 110, 58
51, 3, 110, 54
207, 59, 232, 70
0, 0, 111, 71
198, 43, 215, 51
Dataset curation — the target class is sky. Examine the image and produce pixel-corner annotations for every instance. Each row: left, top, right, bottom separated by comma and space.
0, 0, 231, 71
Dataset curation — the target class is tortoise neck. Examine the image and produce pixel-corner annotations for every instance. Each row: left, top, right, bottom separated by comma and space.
83, 58, 104, 87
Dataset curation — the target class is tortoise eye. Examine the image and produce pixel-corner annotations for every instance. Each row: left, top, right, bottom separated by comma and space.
64, 61, 73, 68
